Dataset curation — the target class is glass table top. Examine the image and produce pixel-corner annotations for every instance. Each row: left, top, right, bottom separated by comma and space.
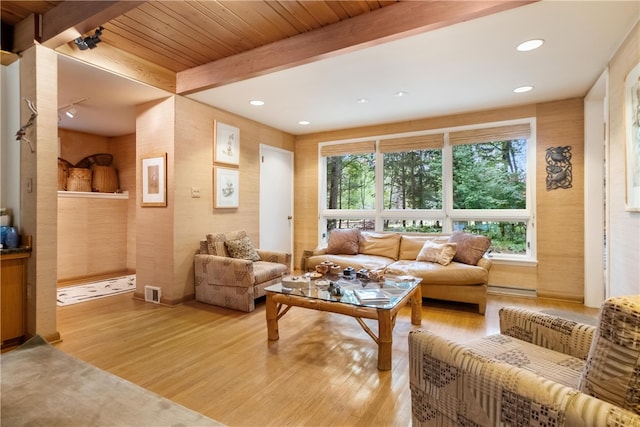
265, 275, 421, 309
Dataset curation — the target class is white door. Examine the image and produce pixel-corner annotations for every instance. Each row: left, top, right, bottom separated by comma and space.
259, 145, 293, 253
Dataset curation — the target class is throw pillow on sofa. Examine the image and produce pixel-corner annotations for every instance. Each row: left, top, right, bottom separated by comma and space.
225, 235, 261, 261
448, 231, 491, 265
327, 228, 361, 255
417, 241, 457, 266
359, 232, 401, 260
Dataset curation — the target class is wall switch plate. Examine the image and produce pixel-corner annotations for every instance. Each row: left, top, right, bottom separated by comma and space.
191, 187, 201, 198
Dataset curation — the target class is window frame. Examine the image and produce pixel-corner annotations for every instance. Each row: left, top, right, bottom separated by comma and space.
318, 119, 537, 264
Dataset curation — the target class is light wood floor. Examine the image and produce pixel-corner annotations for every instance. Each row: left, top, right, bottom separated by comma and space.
54, 293, 599, 427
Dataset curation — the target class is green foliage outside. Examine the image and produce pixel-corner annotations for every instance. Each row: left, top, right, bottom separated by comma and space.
325, 139, 528, 254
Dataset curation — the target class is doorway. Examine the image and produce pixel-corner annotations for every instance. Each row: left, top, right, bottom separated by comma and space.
259, 145, 293, 254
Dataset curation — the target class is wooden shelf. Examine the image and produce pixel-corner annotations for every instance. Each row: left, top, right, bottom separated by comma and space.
58, 191, 129, 200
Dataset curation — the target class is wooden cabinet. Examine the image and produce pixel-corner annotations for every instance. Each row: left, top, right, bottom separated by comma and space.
1, 250, 29, 347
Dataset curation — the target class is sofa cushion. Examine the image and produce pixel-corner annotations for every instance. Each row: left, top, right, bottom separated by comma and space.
253, 261, 288, 284
327, 228, 361, 255
449, 231, 491, 265
225, 235, 260, 261
398, 235, 449, 260
386, 260, 488, 286
417, 241, 457, 266
578, 295, 640, 415
359, 232, 401, 260
466, 333, 585, 388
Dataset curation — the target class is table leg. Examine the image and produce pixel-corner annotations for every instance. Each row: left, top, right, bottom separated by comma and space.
265, 293, 279, 341
377, 310, 393, 370
411, 284, 422, 325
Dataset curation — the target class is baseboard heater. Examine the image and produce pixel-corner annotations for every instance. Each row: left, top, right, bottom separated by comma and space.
144, 286, 161, 304
487, 285, 536, 298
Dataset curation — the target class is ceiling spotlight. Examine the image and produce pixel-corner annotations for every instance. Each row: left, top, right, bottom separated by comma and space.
517, 39, 544, 52
65, 106, 77, 118
514, 85, 533, 93
74, 26, 104, 50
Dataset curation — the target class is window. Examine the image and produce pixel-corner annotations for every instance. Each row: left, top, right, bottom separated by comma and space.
319, 120, 536, 261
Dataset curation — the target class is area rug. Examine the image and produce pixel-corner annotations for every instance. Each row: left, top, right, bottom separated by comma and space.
1, 335, 223, 427
57, 274, 136, 306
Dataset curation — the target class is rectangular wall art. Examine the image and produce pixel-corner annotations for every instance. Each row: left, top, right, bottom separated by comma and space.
625, 62, 640, 211
214, 166, 239, 208
141, 153, 167, 207
214, 121, 240, 166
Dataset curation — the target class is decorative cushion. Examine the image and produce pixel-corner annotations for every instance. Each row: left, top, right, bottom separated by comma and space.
327, 228, 361, 255
359, 232, 401, 260
205, 230, 247, 257
225, 236, 260, 261
578, 295, 640, 415
417, 241, 457, 266
448, 231, 491, 265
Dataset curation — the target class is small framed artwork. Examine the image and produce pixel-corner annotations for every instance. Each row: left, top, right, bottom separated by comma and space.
625, 62, 640, 212
214, 121, 240, 166
141, 153, 167, 207
214, 166, 239, 208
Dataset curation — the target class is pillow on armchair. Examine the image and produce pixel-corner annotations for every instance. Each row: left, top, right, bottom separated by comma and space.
225, 235, 260, 261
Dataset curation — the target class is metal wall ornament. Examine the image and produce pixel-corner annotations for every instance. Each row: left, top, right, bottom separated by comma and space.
545, 146, 573, 190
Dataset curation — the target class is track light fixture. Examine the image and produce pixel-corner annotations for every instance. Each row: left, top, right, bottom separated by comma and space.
58, 98, 88, 120
74, 26, 104, 50
65, 106, 77, 118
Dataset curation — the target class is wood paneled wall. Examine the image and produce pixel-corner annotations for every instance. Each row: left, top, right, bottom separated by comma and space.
111, 133, 137, 272
58, 128, 110, 165
294, 100, 586, 301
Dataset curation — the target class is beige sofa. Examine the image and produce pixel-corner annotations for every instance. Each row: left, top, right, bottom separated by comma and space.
194, 230, 291, 312
303, 230, 491, 314
409, 295, 640, 426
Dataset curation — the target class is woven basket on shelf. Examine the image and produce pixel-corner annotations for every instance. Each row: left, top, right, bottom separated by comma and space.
57, 158, 72, 190
91, 165, 118, 193
66, 168, 92, 192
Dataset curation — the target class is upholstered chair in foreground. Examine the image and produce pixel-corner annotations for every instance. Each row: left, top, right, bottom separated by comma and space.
409, 295, 640, 426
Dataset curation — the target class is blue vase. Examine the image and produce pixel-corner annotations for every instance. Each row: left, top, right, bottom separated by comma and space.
0, 226, 9, 247
5, 227, 19, 249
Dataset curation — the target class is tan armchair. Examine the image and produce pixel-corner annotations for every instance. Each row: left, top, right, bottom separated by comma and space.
409, 295, 640, 426
194, 231, 291, 312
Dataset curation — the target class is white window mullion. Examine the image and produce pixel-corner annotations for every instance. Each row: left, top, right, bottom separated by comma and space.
442, 132, 453, 234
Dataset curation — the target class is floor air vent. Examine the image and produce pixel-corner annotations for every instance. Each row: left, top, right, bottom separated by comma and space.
144, 286, 161, 304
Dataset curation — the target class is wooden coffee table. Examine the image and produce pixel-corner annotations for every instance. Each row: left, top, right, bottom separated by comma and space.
264, 276, 422, 370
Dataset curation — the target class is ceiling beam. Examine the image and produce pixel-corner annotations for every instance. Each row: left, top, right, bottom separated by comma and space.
176, 0, 537, 95
40, 1, 144, 50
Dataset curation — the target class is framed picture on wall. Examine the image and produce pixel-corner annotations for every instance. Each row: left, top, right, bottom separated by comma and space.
214, 166, 239, 208
141, 153, 167, 207
214, 121, 240, 166
625, 62, 640, 211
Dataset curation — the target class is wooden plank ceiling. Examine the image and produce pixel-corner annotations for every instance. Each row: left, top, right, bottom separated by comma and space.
1, 1, 397, 72
1, 1, 534, 94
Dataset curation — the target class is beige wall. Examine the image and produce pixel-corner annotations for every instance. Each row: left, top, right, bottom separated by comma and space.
294, 100, 586, 301
135, 95, 295, 304
608, 22, 640, 296
57, 130, 136, 281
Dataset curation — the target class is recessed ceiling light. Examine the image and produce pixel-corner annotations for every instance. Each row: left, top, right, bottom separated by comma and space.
356, 98, 368, 104
298, 120, 310, 126
249, 100, 264, 106
514, 85, 533, 93
517, 39, 544, 52
394, 91, 408, 97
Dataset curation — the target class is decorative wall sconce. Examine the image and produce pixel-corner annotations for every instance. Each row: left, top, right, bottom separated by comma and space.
546, 146, 573, 190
